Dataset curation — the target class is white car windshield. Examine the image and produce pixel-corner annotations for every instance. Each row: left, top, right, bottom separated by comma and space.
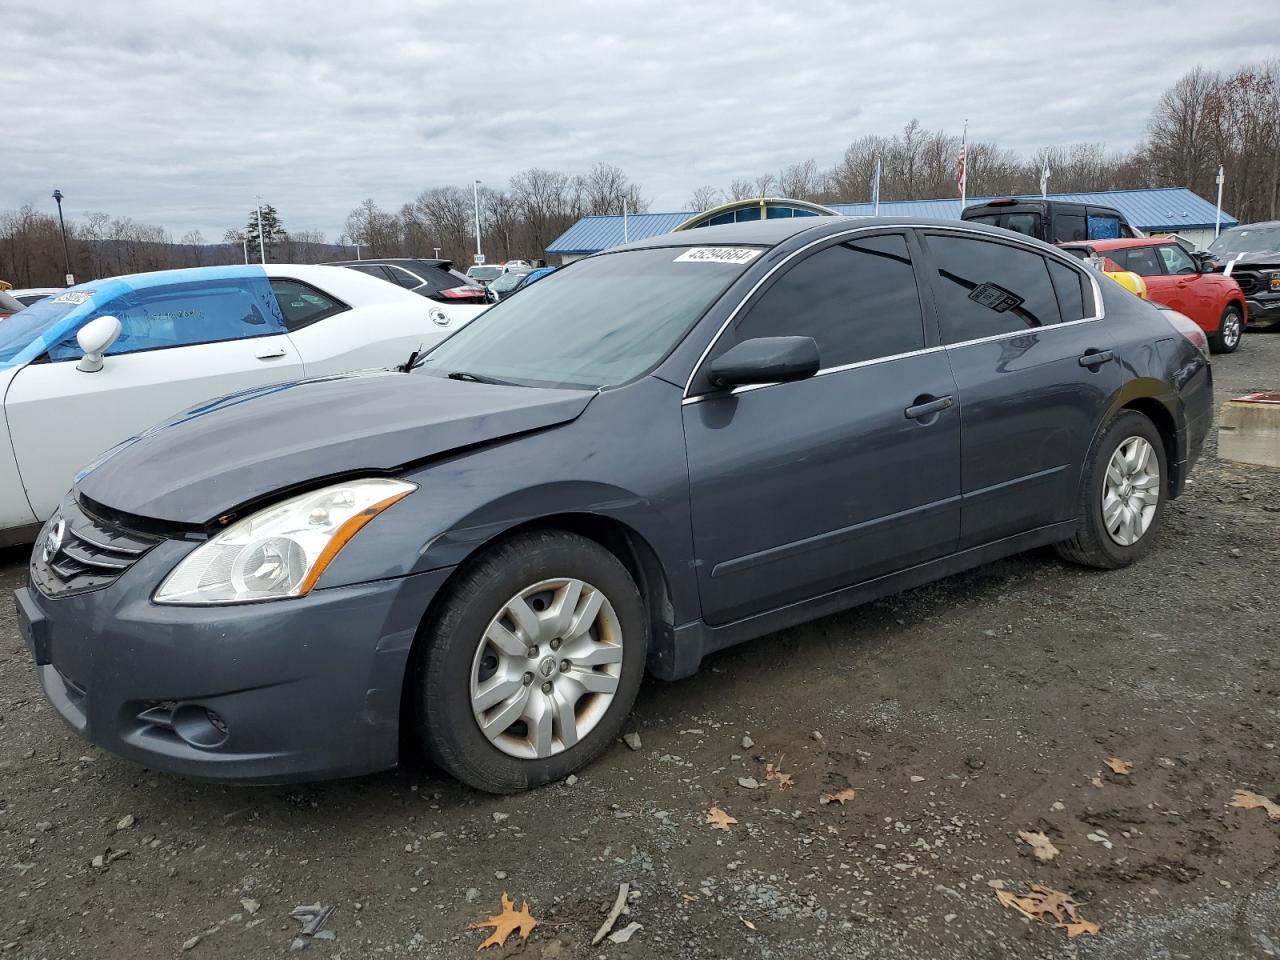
419, 246, 759, 389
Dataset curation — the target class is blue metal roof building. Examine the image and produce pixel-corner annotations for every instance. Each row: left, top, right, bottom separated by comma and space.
547, 187, 1235, 260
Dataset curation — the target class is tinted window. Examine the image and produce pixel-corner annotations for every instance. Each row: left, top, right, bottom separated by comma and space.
383, 265, 426, 289
1004, 213, 1039, 237
1053, 213, 1087, 243
927, 235, 1062, 342
727, 234, 924, 369
1108, 246, 1162, 276
344, 263, 395, 282
422, 246, 754, 389
1048, 260, 1088, 322
1157, 244, 1197, 274
47, 278, 286, 361
270, 279, 344, 331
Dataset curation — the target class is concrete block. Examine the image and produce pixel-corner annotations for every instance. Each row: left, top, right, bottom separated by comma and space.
1218, 393, 1280, 469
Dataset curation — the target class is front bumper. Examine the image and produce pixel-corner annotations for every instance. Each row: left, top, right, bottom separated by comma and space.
17, 537, 450, 783
1245, 295, 1280, 329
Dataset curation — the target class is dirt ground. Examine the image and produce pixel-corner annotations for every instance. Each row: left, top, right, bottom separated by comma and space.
1, 334, 1278, 960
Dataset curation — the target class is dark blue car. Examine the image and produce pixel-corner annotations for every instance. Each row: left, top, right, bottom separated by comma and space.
16, 217, 1213, 792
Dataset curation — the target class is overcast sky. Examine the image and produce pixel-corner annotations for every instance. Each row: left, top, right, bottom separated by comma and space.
5, 0, 1275, 240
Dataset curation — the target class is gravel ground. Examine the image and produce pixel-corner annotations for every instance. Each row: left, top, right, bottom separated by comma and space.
1, 334, 1278, 960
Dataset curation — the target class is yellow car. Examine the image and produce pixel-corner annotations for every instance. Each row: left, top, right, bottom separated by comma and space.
1105, 269, 1148, 299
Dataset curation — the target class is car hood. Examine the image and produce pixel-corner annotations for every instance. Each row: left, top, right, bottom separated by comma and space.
1213, 250, 1280, 270
76, 370, 596, 524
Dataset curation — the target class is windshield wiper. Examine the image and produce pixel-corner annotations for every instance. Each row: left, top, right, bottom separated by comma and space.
446, 370, 520, 386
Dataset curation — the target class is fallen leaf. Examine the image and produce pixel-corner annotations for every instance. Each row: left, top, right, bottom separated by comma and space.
1230, 789, 1280, 820
739, 916, 756, 930
1017, 830, 1061, 862
468, 892, 538, 951
821, 788, 857, 806
1066, 920, 1102, 938
706, 806, 737, 831
1104, 758, 1134, 775
994, 883, 1098, 938
681, 894, 698, 903
764, 756, 793, 790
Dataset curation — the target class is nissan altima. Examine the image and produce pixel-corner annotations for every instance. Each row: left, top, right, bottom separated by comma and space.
16, 217, 1213, 792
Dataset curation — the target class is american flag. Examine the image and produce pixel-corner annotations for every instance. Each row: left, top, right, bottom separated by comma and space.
955, 143, 967, 194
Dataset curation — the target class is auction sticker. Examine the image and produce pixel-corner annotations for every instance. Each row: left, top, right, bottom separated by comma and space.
53, 291, 93, 305
674, 247, 762, 265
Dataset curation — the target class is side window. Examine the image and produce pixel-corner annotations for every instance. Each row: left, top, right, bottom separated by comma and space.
1087, 212, 1122, 240
1111, 246, 1162, 277
726, 233, 925, 370
270, 279, 346, 331
384, 265, 428, 290
1003, 213, 1040, 238
1157, 245, 1197, 275
1053, 213, 1087, 243
344, 264, 396, 283
47, 278, 286, 361
927, 235, 1062, 342
1047, 260, 1089, 322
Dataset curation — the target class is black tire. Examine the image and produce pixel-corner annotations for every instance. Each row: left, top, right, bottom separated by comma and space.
412, 529, 647, 793
1209, 304, 1243, 353
1055, 410, 1168, 569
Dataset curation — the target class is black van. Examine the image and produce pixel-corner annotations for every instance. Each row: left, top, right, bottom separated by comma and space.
960, 199, 1140, 244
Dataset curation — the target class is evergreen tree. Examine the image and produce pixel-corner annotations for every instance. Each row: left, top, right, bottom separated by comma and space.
243, 203, 287, 262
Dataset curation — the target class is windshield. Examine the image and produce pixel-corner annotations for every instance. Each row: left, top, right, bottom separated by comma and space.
0, 280, 131, 369
490, 272, 525, 293
467, 266, 502, 281
419, 245, 759, 389
1209, 225, 1280, 257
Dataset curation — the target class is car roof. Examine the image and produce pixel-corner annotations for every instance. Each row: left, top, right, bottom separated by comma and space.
1061, 237, 1173, 251
612, 215, 1059, 253
325, 257, 450, 267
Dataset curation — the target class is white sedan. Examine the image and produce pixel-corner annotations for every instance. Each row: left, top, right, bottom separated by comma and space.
0, 263, 485, 540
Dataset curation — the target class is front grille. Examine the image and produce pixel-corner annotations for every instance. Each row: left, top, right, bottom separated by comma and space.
1232, 270, 1262, 296
30, 498, 160, 598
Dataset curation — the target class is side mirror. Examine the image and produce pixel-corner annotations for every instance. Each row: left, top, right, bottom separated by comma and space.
1194, 252, 1216, 272
708, 336, 820, 389
75, 315, 122, 373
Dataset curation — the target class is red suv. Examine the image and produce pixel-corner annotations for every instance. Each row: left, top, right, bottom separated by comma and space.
1061, 238, 1247, 353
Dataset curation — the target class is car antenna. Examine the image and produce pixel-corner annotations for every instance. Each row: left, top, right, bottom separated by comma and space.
400, 344, 425, 373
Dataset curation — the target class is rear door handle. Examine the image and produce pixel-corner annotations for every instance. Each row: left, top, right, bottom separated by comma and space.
1078, 349, 1114, 367
904, 395, 954, 420
255, 347, 288, 360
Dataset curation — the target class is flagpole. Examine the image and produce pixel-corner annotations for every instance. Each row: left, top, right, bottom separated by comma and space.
959, 119, 968, 210
1214, 165, 1224, 238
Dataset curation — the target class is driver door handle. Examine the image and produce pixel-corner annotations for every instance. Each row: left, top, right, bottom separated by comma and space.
904, 395, 954, 420
1078, 349, 1114, 367
255, 347, 288, 360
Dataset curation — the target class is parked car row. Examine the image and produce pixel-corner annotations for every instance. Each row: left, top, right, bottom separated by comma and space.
0, 263, 487, 541
16, 216, 1212, 794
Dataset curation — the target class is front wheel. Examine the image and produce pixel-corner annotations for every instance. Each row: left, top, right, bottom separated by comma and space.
1209, 304, 1243, 353
1055, 410, 1168, 569
413, 529, 648, 793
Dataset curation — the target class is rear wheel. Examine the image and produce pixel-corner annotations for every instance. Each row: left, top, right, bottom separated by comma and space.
1055, 410, 1168, 569
1209, 304, 1243, 353
413, 529, 647, 793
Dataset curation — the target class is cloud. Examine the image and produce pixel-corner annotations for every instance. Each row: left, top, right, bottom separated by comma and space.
4, 0, 1273, 237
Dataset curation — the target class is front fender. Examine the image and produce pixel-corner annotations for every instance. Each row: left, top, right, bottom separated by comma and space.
313, 377, 700, 624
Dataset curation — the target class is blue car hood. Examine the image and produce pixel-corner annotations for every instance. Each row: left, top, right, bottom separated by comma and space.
76, 370, 595, 524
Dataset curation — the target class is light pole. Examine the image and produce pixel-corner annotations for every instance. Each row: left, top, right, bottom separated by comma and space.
241, 234, 248, 265
472, 179, 483, 264
51, 189, 73, 285
1214, 165, 1225, 239
255, 196, 266, 264
433, 246, 441, 259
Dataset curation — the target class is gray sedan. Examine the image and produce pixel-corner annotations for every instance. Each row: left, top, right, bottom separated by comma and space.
17, 217, 1213, 792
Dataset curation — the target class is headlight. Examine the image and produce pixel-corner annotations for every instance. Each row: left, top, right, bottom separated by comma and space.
155, 478, 415, 605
